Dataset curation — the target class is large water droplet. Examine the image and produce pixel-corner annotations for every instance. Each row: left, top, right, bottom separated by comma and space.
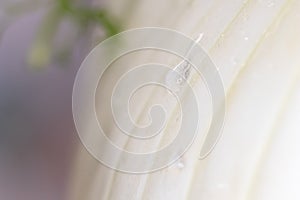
165, 60, 190, 92
165, 33, 203, 92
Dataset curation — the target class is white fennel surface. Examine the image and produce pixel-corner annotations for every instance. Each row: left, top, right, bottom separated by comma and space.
68, 0, 300, 200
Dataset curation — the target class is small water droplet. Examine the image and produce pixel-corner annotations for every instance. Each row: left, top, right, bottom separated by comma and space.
259, 0, 275, 7
165, 60, 190, 92
177, 161, 184, 169
165, 70, 183, 92
176, 78, 183, 84
231, 58, 238, 66
267, 0, 275, 7
217, 183, 227, 189
244, 36, 249, 41
175, 114, 181, 122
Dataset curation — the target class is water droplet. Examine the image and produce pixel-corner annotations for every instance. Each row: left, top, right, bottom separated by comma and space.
267, 0, 275, 7
231, 58, 238, 66
244, 36, 249, 41
165, 60, 190, 92
176, 78, 183, 84
259, 0, 275, 7
165, 34, 203, 92
175, 113, 181, 122
177, 161, 184, 169
217, 183, 227, 189
165, 70, 183, 92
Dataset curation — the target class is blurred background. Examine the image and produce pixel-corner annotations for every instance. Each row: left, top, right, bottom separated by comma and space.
0, 0, 120, 199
